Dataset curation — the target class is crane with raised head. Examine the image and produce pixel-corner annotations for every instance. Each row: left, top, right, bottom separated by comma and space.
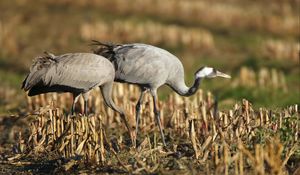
92, 41, 231, 147
22, 52, 135, 144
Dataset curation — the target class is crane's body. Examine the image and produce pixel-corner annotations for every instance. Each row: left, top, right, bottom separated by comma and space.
93, 41, 231, 146
95, 43, 230, 95
23, 53, 114, 96
111, 44, 184, 91
22, 52, 135, 144
93, 41, 231, 147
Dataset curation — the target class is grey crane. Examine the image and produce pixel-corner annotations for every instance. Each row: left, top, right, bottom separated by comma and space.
22, 52, 135, 143
92, 41, 231, 146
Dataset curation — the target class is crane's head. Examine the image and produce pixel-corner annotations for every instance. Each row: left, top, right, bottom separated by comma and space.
195, 67, 231, 79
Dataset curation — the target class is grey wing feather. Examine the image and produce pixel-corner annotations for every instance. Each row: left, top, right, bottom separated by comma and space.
22, 70, 45, 91
45, 53, 114, 91
113, 44, 176, 86
21, 75, 29, 89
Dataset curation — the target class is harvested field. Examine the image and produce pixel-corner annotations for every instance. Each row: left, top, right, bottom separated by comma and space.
0, 84, 299, 174
0, 0, 299, 174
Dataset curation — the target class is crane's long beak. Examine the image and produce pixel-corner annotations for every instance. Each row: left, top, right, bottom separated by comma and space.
216, 71, 231, 78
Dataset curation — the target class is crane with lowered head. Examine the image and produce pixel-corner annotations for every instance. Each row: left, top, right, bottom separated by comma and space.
92, 41, 231, 147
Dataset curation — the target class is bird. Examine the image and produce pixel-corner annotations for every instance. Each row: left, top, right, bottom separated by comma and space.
22, 52, 136, 144
91, 40, 231, 146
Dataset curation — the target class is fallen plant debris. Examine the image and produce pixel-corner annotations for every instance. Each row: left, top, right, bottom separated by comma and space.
1, 84, 298, 174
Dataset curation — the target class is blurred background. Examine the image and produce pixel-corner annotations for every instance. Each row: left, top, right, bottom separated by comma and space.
0, 0, 299, 113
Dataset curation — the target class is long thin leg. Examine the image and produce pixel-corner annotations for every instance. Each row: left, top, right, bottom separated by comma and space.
135, 87, 146, 143
100, 83, 136, 147
82, 92, 89, 116
71, 93, 80, 115
150, 89, 166, 146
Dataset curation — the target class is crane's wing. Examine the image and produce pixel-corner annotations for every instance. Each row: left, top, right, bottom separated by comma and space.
45, 53, 114, 91
113, 44, 172, 85
92, 41, 184, 86
22, 54, 57, 91
21, 75, 29, 89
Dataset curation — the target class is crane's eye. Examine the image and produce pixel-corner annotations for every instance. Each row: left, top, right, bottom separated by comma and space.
37, 65, 43, 70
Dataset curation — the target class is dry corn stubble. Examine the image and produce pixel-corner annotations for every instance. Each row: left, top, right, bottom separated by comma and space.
14, 83, 300, 174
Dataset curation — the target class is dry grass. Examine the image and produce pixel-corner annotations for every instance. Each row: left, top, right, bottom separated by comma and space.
233, 67, 288, 91
0, 86, 19, 112
52, 0, 299, 36
0, 86, 16, 102
81, 20, 215, 51
6, 84, 299, 174
262, 40, 299, 62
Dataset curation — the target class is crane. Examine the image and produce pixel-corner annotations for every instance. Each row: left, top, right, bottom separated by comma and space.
22, 52, 135, 144
92, 41, 231, 146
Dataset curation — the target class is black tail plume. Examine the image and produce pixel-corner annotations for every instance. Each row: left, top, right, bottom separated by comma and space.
90, 40, 115, 47
90, 40, 121, 61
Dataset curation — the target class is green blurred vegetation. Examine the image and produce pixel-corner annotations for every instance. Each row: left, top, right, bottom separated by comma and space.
0, 0, 299, 111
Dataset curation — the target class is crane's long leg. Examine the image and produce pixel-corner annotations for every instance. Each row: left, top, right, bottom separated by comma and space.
71, 93, 80, 115
150, 89, 166, 147
82, 92, 90, 116
100, 82, 136, 147
135, 87, 146, 142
